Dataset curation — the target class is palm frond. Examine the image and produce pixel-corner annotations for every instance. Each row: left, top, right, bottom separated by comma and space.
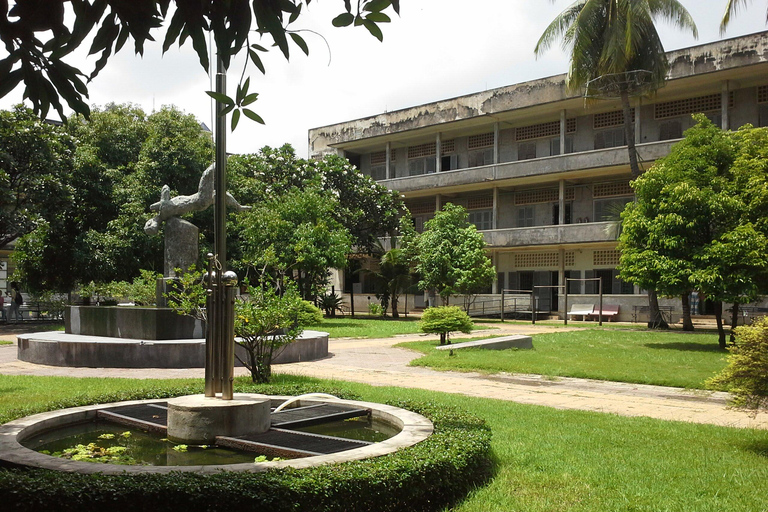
719, 0, 752, 34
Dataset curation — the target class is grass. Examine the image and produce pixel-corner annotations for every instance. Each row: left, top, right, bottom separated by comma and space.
0, 340, 11, 345
308, 315, 424, 338
2, 373, 768, 512
399, 329, 729, 389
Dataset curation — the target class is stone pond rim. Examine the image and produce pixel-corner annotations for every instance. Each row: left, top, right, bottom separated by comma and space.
0, 396, 434, 474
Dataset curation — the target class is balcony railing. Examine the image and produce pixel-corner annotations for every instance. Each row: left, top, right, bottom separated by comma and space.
483, 221, 619, 247
379, 140, 677, 192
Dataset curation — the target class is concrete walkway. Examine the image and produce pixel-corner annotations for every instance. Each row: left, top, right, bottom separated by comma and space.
1, 323, 766, 430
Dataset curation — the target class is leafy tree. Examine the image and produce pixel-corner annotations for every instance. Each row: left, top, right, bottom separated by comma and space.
0, 1, 401, 125
535, 0, 697, 179
619, 116, 737, 332
228, 145, 404, 255
370, 247, 411, 318
420, 306, 473, 346
239, 186, 352, 302
620, 116, 768, 346
235, 281, 309, 383
405, 203, 495, 307
0, 105, 75, 250
536, 0, 697, 327
708, 317, 768, 410
13, 104, 213, 292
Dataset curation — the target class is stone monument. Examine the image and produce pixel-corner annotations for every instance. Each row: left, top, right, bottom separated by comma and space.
144, 163, 249, 305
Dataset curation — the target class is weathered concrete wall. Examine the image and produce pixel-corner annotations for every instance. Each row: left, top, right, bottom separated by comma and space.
311, 32, 768, 155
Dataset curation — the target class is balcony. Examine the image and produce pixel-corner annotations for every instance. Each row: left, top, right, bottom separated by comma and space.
379, 140, 676, 193
483, 222, 618, 248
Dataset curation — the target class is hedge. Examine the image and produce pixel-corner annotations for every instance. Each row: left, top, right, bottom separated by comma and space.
0, 386, 493, 512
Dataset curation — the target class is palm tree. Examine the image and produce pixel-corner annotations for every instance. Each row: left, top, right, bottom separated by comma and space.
721, 0, 766, 33
535, 0, 697, 328
370, 248, 411, 318
535, 0, 697, 178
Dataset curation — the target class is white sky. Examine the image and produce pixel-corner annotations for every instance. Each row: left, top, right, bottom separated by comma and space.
1, 1, 767, 158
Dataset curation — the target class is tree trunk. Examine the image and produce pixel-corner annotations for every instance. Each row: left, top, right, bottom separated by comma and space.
715, 301, 727, 349
681, 292, 694, 331
621, 89, 641, 178
391, 291, 399, 319
730, 301, 740, 344
439, 332, 446, 345
647, 289, 669, 329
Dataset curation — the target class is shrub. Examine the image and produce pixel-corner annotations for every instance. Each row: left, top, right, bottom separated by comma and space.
319, 292, 344, 317
420, 306, 473, 345
368, 302, 383, 316
708, 316, 768, 409
296, 300, 323, 326
0, 390, 493, 512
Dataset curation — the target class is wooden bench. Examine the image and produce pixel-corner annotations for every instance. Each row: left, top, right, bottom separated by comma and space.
587, 305, 620, 321
567, 303, 594, 321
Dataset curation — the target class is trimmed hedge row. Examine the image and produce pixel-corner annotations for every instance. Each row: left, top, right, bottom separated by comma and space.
1, 387, 493, 512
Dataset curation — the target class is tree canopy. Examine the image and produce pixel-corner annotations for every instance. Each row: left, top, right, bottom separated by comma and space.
619, 116, 768, 346
0, 0, 400, 124
403, 203, 495, 307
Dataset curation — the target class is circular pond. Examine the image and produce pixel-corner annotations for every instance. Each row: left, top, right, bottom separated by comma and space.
0, 395, 433, 474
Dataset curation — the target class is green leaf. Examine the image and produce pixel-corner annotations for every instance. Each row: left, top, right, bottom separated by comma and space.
290, 33, 309, 56
332, 13, 355, 27
362, 20, 384, 42
242, 93, 259, 107
248, 50, 266, 74
365, 13, 391, 23
206, 91, 234, 106
364, 0, 392, 12
243, 109, 265, 124
231, 109, 241, 131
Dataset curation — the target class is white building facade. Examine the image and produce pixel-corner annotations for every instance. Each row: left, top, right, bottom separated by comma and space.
309, 32, 768, 322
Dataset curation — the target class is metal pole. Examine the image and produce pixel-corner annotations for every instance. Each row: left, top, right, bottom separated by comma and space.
599, 278, 603, 326
501, 288, 505, 322
564, 278, 568, 326
215, 57, 227, 270
531, 288, 536, 325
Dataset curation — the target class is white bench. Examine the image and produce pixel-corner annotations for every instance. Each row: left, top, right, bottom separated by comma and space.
567, 303, 594, 321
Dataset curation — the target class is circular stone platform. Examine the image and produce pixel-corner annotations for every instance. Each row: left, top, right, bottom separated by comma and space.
0, 396, 434, 474
167, 394, 272, 444
16, 330, 329, 368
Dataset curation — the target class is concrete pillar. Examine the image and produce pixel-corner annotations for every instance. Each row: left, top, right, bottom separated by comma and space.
634, 98, 642, 144
436, 194, 442, 212
491, 251, 498, 294
493, 122, 500, 164
436, 133, 441, 173
386, 142, 392, 180
558, 248, 565, 315
493, 187, 499, 230
560, 110, 566, 155
558, 179, 565, 226
722, 81, 730, 130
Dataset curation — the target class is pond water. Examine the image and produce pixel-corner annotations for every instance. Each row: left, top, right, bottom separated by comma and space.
293, 416, 400, 443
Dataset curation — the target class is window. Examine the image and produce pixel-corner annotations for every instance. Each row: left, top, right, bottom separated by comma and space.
760, 104, 768, 128
705, 112, 722, 128
565, 270, 582, 294
549, 136, 574, 156
518, 142, 536, 160
517, 206, 534, 227
441, 154, 458, 171
468, 148, 493, 167
587, 269, 633, 294
658, 120, 683, 141
552, 203, 572, 225
594, 128, 625, 149
468, 209, 493, 230
497, 272, 505, 292
594, 197, 633, 222
408, 157, 436, 176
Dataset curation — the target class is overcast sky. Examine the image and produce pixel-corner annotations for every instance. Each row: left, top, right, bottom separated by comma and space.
2, 1, 767, 158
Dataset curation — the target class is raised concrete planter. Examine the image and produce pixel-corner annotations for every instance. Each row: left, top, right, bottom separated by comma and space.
66, 306, 204, 340
167, 394, 272, 444
435, 334, 533, 351
0, 396, 433, 474
17, 330, 329, 368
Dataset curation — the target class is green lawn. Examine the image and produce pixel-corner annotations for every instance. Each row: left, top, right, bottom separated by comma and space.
1, 374, 767, 512
399, 329, 729, 389
0, 340, 11, 345
308, 315, 424, 338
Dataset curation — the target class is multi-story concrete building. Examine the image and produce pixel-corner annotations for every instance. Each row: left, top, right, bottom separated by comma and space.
309, 32, 768, 322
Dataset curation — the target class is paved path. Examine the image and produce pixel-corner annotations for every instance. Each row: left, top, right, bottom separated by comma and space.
1, 323, 766, 430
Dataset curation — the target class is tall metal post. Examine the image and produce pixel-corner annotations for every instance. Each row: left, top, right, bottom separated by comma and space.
203, 55, 236, 400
